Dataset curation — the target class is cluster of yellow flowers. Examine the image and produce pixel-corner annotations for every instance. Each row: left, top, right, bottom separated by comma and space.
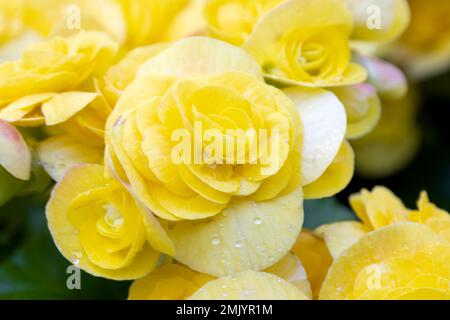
0, 0, 449, 300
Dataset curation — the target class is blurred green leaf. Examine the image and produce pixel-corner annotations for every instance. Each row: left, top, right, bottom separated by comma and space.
303, 198, 356, 230
0, 196, 130, 300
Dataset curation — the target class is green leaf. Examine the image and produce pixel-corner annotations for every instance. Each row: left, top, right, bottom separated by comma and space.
303, 198, 356, 230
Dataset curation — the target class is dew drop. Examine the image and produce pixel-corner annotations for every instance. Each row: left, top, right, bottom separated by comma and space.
234, 240, 244, 248
211, 236, 221, 246
253, 218, 263, 225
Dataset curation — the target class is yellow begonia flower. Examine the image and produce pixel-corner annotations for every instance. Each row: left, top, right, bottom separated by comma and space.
343, 0, 410, 43
129, 264, 214, 300
0, 31, 118, 104
352, 89, 420, 178
20, 0, 125, 42
0, 119, 31, 180
46, 164, 175, 280
160, 0, 208, 42
318, 186, 450, 260
0, 31, 118, 145
291, 230, 333, 299
0, 1, 23, 45
390, 0, 450, 80
242, 0, 367, 87
284, 87, 354, 199
106, 36, 308, 277
115, 0, 191, 48
320, 223, 450, 300
349, 186, 410, 230
190, 270, 310, 300
0, 1, 44, 62
21, 0, 204, 48
204, 0, 282, 45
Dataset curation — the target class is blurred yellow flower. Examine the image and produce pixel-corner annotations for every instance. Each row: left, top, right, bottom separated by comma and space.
0, 1, 23, 45
204, 0, 282, 45
390, 0, 450, 79
46, 164, 174, 280
352, 89, 420, 178
115, 0, 191, 48
343, 0, 410, 43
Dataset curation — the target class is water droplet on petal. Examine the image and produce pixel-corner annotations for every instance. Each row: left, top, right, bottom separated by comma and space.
234, 240, 243, 248
243, 289, 252, 296
253, 218, 263, 225
212, 236, 221, 246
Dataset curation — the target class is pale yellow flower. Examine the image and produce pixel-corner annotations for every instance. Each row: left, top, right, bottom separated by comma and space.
106, 36, 304, 277
390, 0, 450, 79
243, 0, 367, 87
46, 164, 174, 280
343, 0, 410, 43
352, 89, 420, 178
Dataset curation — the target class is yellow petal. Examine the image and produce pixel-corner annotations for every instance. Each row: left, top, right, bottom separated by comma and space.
303, 141, 355, 199
189, 271, 310, 300
42, 92, 98, 126
291, 230, 333, 299
349, 186, 409, 230
167, 187, 304, 277
265, 253, 313, 299
138, 36, 262, 80
129, 264, 214, 300
0, 93, 54, 123
315, 221, 369, 259
36, 135, 103, 181
284, 87, 346, 186
46, 164, 160, 280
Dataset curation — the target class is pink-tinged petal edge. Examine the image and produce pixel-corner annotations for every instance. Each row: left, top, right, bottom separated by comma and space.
0, 120, 32, 180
